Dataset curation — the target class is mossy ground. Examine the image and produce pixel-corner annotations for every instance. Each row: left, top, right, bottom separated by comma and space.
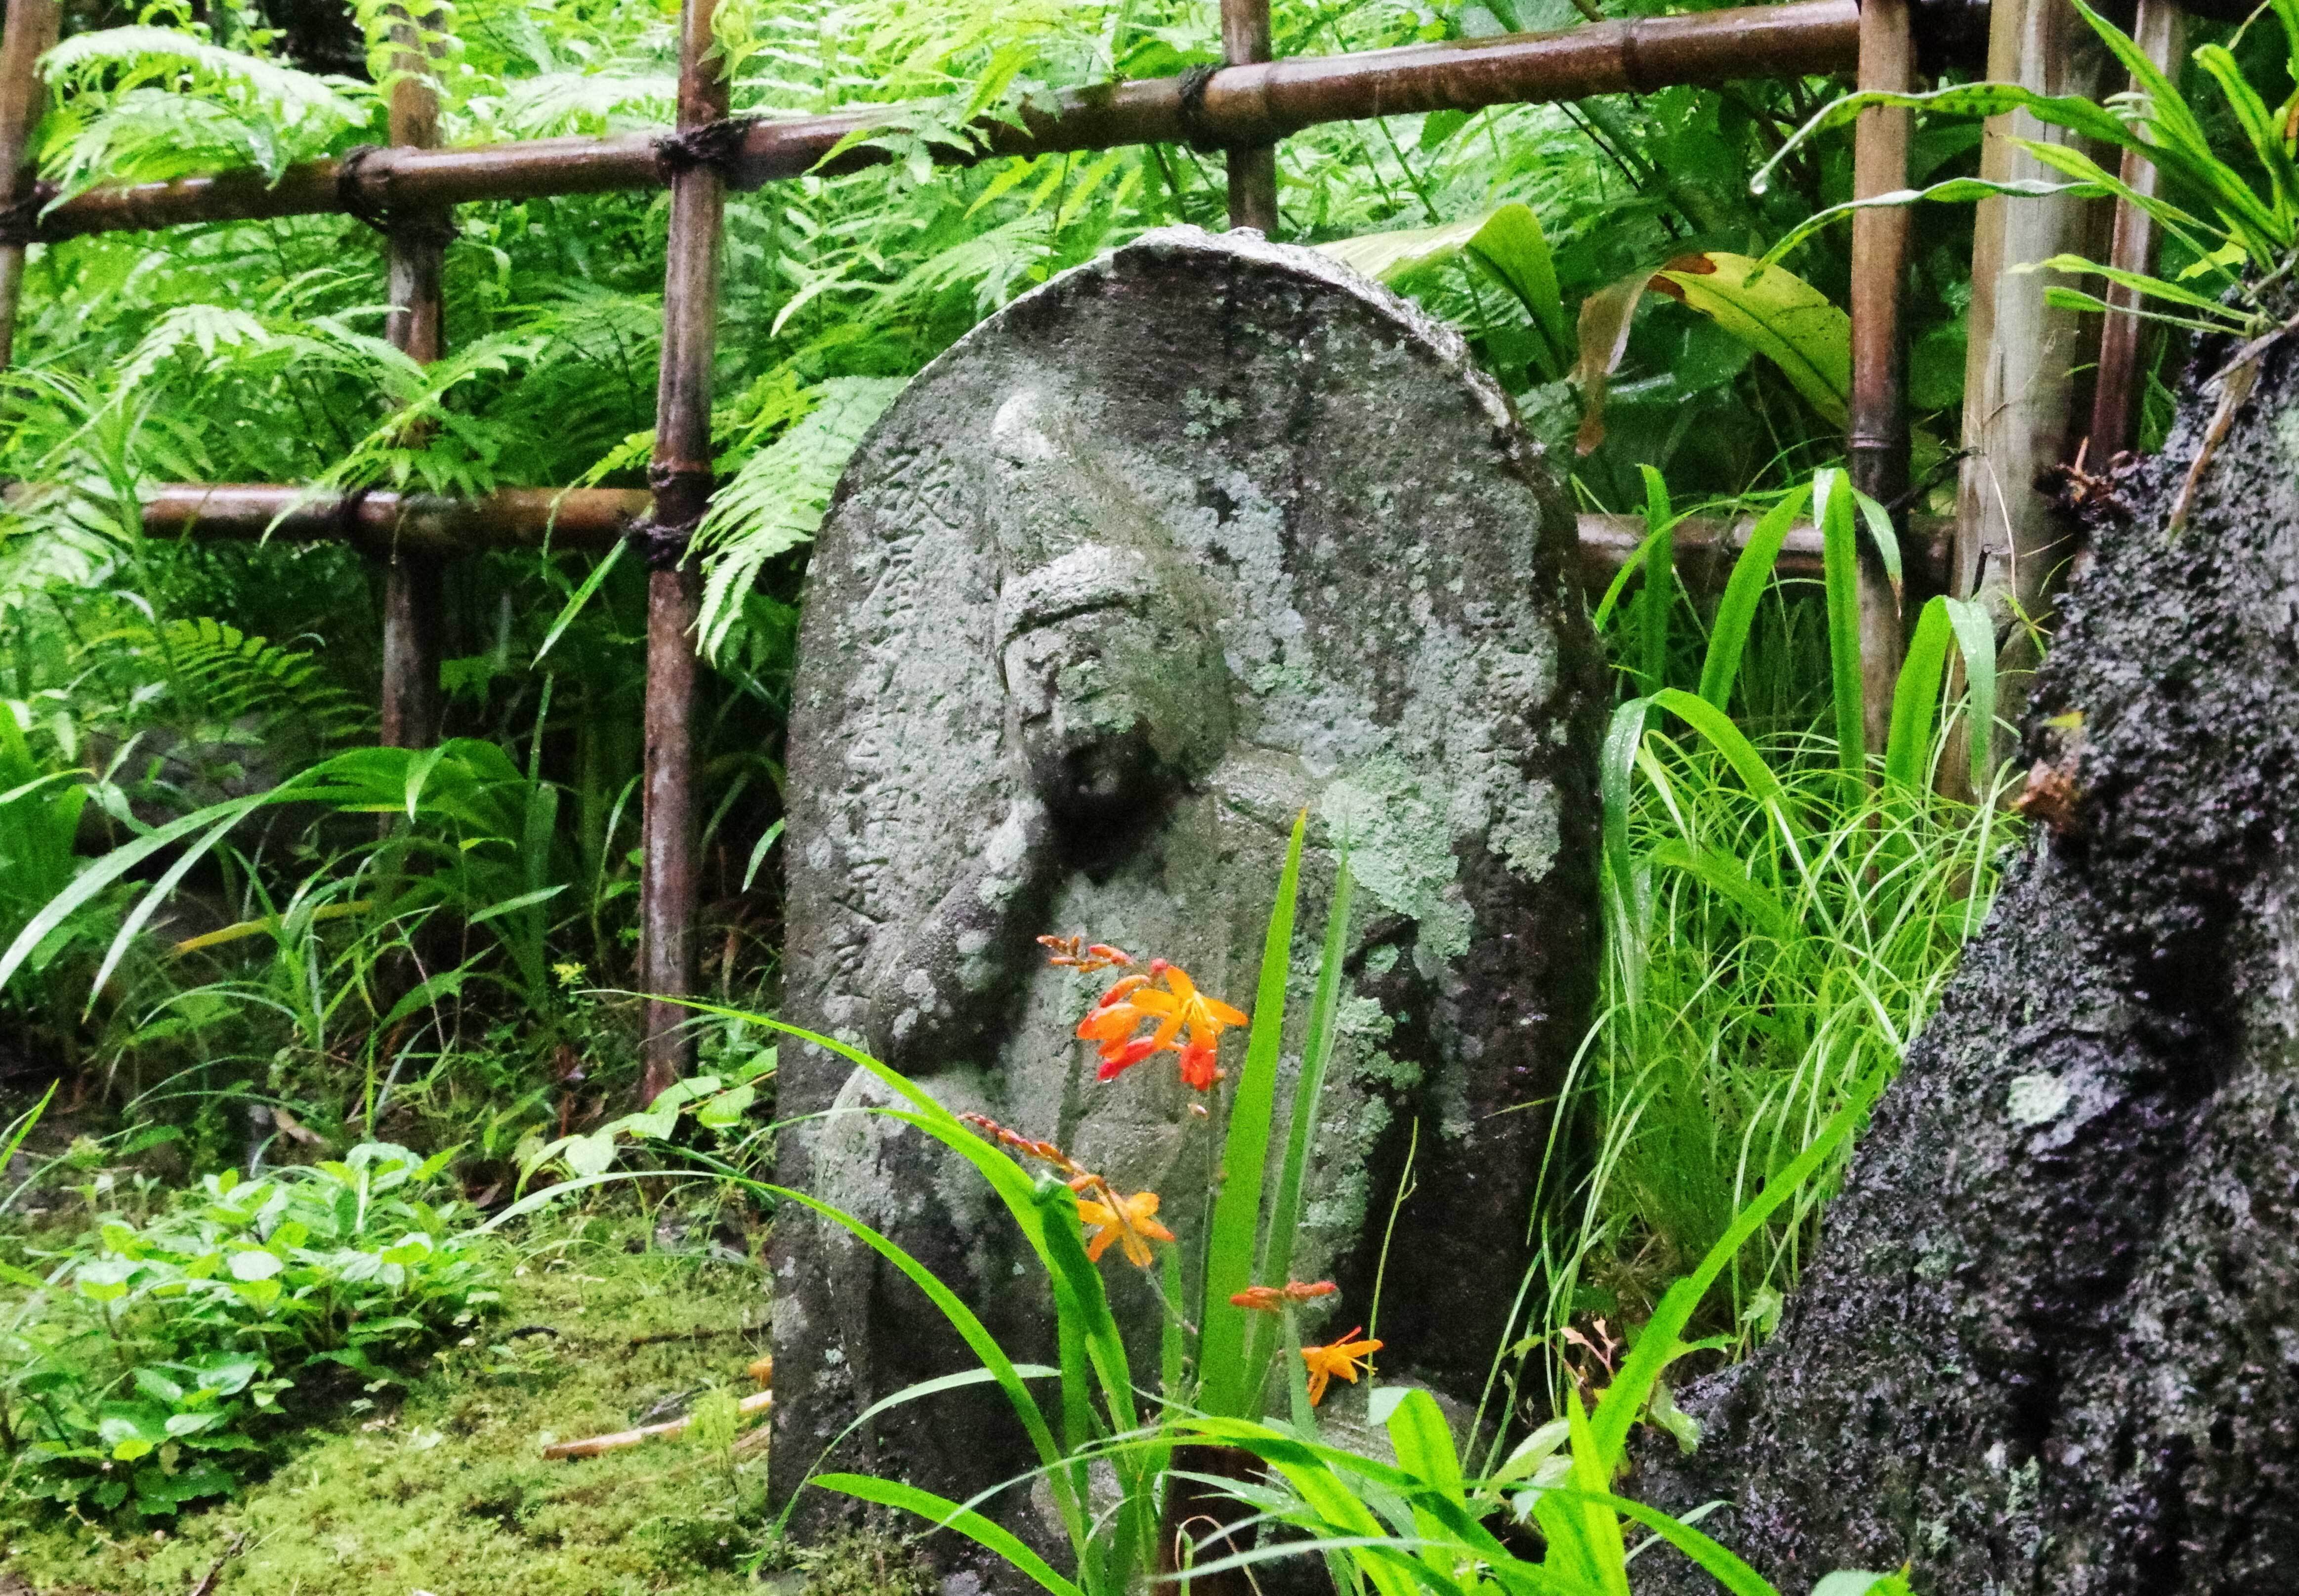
0, 1210, 925, 1596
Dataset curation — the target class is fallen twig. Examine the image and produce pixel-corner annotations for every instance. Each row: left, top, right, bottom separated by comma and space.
541, 1388, 770, 1460
189, 1532, 249, 1596
626, 1323, 762, 1348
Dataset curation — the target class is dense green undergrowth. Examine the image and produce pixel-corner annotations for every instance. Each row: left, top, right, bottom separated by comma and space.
0, 1206, 859, 1596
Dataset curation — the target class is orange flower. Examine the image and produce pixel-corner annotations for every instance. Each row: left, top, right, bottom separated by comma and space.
1176, 1035, 1220, 1091
1300, 1327, 1382, 1406
960, 1112, 1089, 1180
1074, 957, 1247, 1090
1230, 1280, 1339, 1313
1040, 935, 1134, 973
1075, 1186, 1174, 1267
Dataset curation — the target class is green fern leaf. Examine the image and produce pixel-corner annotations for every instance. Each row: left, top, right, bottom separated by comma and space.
692, 378, 905, 660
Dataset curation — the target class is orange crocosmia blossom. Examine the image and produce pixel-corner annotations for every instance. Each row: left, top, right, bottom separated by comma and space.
1176, 1035, 1220, 1091
1231, 1280, 1339, 1313
1075, 958, 1248, 1089
1154, 959, 1250, 1040
1300, 1327, 1383, 1406
1094, 1035, 1161, 1081
1075, 1187, 1173, 1267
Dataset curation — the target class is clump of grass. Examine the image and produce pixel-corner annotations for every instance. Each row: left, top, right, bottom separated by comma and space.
1515, 470, 2022, 1393
781, 1530, 937, 1596
0, 1209, 770, 1596
1532, 715, 2021, 1388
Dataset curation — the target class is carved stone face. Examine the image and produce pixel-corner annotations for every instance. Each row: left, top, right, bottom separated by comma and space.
773, 227, 1603, 1583
998, 546, 1232, 841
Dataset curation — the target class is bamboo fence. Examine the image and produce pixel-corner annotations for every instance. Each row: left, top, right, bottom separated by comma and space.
0, 0, 2170, 1099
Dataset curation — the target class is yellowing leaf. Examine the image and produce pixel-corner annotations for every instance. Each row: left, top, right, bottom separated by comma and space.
1651, 252, 1851, 425
1572, 269, 1651, 455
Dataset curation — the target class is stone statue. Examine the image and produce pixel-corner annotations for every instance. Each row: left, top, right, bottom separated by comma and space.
769, 226, 1601, 1582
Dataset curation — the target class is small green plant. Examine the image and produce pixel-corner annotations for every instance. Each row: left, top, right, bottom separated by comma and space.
1169, 1083, 1914, 1596
0, 1141, 500, 1520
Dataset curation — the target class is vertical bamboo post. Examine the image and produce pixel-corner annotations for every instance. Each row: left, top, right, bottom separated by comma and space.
0, 0, 60, 373
378, 9, 449, 751
1949, 0, 2115, 778
1848, 0, 1912, 755
637, 0, 727, 1104
2087, 0, 2183, 460
1221, 0, 1278, 233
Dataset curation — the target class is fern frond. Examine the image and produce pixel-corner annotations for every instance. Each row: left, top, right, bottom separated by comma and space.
40, 27, 373, 193
692, 377, 904, 660
83, 616, 375, 748
486, 72, 676, 137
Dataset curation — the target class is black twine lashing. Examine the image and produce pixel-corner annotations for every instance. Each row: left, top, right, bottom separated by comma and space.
1174, 65, 1228, 155
336, 144, 459, 250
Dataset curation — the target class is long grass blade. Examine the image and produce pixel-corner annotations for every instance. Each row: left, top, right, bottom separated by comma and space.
1816, 469, 1867, 777
1588, 1070, 1883, 1465
1199, 810, 1308, 1417
1558, 1491, 1780, 1596
1251, 856, 1355, 1398
1697, 485, 1810, 711
1639, 465, 1674, 695
810, 1475, 1084, 1596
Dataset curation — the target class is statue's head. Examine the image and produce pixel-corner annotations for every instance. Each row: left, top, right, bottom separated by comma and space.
989, 389, 1232, 846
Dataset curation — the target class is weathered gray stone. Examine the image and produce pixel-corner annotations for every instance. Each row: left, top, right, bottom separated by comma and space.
768, 226, 1601, 1580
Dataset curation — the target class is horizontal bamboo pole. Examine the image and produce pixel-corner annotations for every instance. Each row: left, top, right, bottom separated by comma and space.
131, 486, 1946, 594
1575, 512, 1951, 593
28, 0, 1857, 242
135, 483, 652, 554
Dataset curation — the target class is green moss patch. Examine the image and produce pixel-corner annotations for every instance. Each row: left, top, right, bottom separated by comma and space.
4, 1214, 782, 1596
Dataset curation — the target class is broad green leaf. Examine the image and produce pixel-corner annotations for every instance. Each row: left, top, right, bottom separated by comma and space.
1816, 469, 1868, 776
1645, 689, 1790, 812
1316, 202, 1572, 371
1563, 1392, 1632, 1595
225, 1249, 282, 1283
1885, 597, 1954, 793
1811, 1574, 1910, 1596
1600, 697, 1652, 920
1945, 595, 1998, 791
1382, 1386, 1464, 1501
695, 1082, 756, 1127
1651, 253, 1849, 425
563, 1129, 616, 1177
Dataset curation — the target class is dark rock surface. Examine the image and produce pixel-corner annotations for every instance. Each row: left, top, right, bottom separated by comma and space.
768, 226, 1601, 1581
1637, 323, 2299, 1593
